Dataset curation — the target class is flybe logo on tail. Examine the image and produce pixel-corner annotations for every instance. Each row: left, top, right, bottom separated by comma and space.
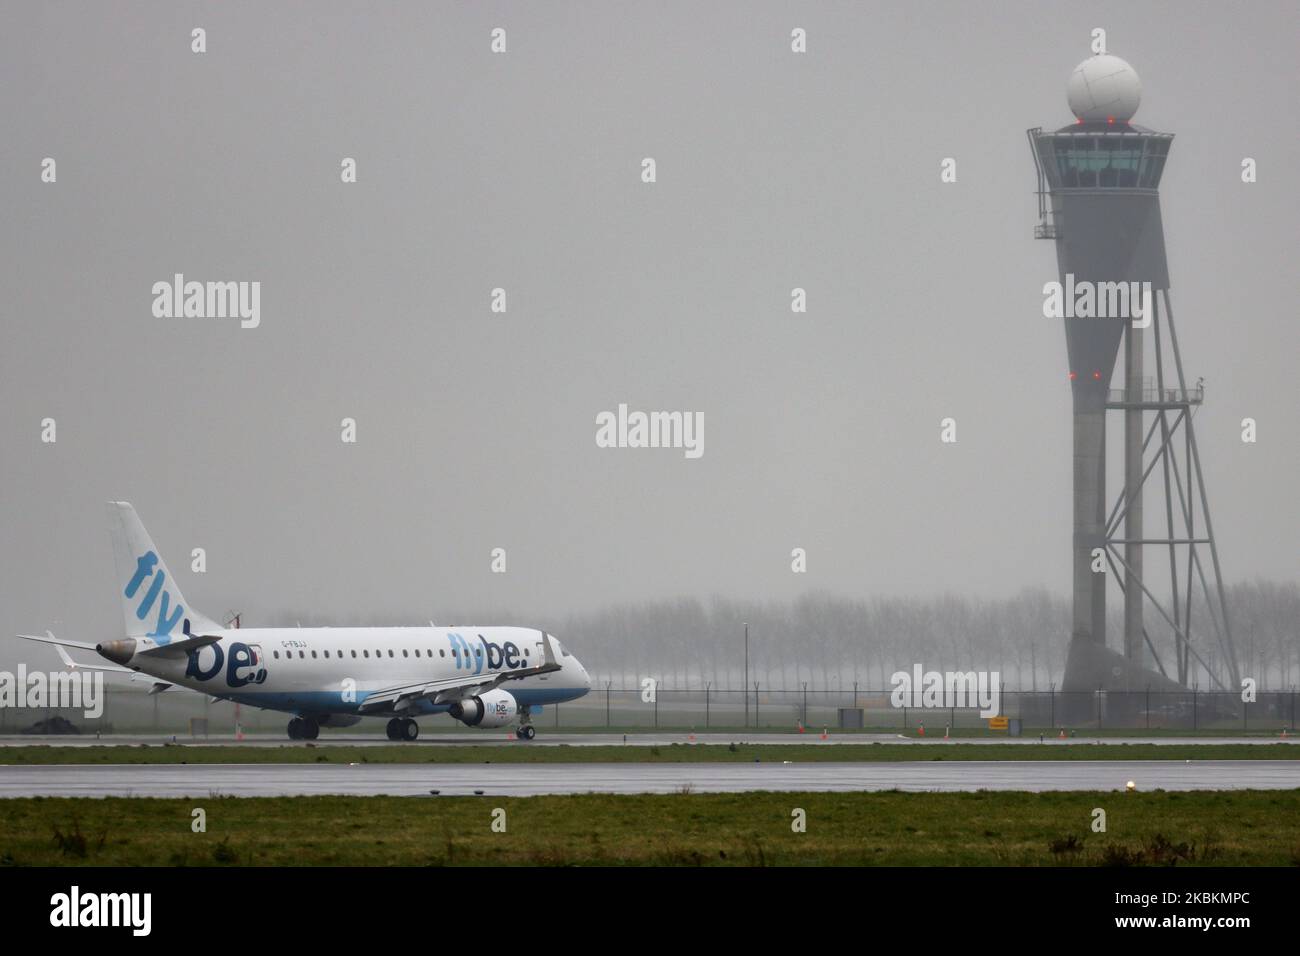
447, 633, 526, 674
124, 551, 183, 642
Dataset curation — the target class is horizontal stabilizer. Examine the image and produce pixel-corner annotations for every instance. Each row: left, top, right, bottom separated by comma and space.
138, 633, 220, 657
16, 631, 99, 652
17, 632, 135, 673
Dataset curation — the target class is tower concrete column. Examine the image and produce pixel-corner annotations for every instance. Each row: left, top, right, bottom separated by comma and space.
1124, 313, 1145, 661
1072, 403, 1106, 646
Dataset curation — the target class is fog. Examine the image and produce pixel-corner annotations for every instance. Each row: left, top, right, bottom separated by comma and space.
3, 2, 1296, 683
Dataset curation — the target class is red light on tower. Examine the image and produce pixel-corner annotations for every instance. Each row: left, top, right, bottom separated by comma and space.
1092, 370, 1102, 380
1068, 371, 1077, 380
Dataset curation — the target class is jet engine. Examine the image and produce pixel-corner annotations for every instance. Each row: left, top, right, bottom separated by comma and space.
448, 688, 518, 728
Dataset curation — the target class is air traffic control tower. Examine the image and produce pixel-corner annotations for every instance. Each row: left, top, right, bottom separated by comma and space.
1028, 55, 1238, 696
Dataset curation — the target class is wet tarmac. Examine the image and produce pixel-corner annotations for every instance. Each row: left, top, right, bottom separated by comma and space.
1, 759, 1296, 797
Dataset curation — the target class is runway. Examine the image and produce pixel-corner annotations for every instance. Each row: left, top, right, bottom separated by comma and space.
1, 760, 1297, 797
1, 732, 1293, 748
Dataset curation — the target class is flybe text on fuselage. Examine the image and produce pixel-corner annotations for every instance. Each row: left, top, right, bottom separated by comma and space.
446, 632, 529, 674
185, 641, 267, 687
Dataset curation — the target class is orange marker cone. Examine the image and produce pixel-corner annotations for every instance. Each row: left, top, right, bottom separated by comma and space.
688, 732, 696, 743
918, 724, 925, 737
1059, 729, 1067, 739
1281, 728, 1289, 739
798, 721, 805, 734
820, 727, 828, 740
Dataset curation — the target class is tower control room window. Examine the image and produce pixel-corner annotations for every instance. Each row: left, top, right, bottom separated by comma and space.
1042, 133, 1168, 190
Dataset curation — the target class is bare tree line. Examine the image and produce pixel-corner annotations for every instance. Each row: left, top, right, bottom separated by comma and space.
551, 581, 1300, 692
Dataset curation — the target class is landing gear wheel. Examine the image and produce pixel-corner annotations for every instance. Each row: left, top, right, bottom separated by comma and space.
401, 718, 419, 741
287, 717, 319, 740
386, 717, 404, 741
518, 725, 536, 741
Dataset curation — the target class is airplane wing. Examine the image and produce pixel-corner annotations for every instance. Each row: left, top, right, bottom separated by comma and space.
357, 631, 562, 715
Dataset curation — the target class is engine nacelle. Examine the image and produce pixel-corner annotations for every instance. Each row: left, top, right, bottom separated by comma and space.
448, 688, 518, 728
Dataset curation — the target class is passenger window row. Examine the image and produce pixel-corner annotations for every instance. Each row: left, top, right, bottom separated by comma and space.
268, 644, 532, 662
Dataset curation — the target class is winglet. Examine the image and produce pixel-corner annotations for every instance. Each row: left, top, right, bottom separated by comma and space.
539, 630, 559, 669
53, 642, 79, 670
532, 630, 562, 676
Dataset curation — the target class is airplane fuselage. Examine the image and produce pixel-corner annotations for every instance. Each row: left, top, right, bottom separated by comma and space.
122, 625, 591, 719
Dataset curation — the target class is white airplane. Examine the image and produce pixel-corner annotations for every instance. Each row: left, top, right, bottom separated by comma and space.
19, 502, 591, 741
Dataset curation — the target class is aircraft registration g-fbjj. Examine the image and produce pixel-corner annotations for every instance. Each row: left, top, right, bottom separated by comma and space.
19, 502, 592, 741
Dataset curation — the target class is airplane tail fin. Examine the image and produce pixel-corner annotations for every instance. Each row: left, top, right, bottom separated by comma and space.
107, 502, 219, 643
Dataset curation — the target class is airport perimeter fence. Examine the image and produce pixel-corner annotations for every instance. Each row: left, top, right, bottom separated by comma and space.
3, 684, 1297, 737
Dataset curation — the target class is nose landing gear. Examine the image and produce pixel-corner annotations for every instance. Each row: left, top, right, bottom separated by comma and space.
386, 717, 420, 741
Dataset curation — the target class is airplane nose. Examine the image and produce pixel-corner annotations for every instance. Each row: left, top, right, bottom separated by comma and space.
97, 638, 136, 666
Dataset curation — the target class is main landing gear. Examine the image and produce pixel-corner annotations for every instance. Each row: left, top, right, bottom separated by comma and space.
287, 716, 319, 740
516, 723, 536, 741
386, 717, 419, 741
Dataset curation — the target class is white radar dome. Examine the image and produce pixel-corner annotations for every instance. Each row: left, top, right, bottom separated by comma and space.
1067, 54, 1141, 123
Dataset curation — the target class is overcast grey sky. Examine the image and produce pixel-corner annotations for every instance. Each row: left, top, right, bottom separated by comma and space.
2, 1, 1296, 661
